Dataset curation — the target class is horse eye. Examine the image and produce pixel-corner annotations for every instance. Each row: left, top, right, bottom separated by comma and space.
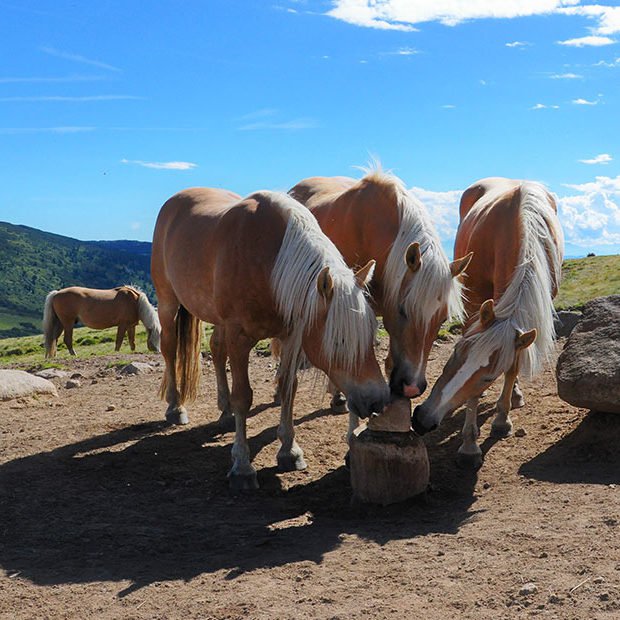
398, 305, 407, 320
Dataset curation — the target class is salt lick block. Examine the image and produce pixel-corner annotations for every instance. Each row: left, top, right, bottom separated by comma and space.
349, 398, 430, 505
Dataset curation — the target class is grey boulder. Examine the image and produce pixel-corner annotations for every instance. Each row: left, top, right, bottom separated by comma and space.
0, 369, 58, 401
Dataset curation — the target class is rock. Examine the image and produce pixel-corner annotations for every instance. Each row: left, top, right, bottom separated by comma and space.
0, 369, 58, 401
34, 368, 69, 380
554, 310, 582, 337
106, 405, 116, 411
70, 372, 85, 380
514, 428, 527, 437
65, 379, 81, 389
556, 295, 620, 413
120, 362, 154, 375
519, 583, 538, 596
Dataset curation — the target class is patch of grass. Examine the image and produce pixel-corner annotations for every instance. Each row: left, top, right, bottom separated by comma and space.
555, 255, 620, 311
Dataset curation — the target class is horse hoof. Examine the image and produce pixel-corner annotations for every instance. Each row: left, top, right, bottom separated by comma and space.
491, 422, 513, 438
228, 471, 259, 491
456, 451, 483, 470
330, 394, 348, 414
511, 395, 525, 409
277, 453, 307, 472
166, 407, 189, 425
217, 412, 235, 432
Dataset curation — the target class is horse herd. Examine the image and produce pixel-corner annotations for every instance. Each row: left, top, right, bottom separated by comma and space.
41, 169, 564, 490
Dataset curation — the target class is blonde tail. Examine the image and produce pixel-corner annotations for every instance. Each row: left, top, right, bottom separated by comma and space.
42, 291, 61, 358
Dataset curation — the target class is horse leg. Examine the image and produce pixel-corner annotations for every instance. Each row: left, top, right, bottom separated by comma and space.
347, 412, 360, 442
226, 328, 258, 490
210, 325, 234, 431
127, 324, 136, 352
115, 324, 126, 352
492, 359, 520, 438
277, 370, 307, 472
159, 302, 189, 425
63, 323, 76, 356
511, 377, 525, 409
457, 397, 483, 469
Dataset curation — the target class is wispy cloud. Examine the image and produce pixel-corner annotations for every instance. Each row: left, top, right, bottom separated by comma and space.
549, 72, 582, 79
572, 97, 599, 105
121, 159, 198, 170
0, 75, 107, 84
579, 153, 613, 165
531, 103, 560, 110
382, 46, 419, 56
593, 56, 620, 67
0, 95, 142, 102
558, 35, 616, 47
442, 104, 456, 109
237, 108, 278, 121
238, 118, 318, 131
41, 46, 121, 72
506, 41, 531, 48
0, 126, 96, 134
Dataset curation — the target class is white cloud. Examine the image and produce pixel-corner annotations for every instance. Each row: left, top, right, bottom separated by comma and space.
121, 159, 198, 170
579, 153, 612, 165
410, 186, 462, 241
572, 97, 598, 105
0, 75, 105, 84
383, 47, 419, 56
531, 103, 560, 109
593, 57, 620, 67
506, 41, 531, 47
549, 72, 582, 79
0, 126, 96, 134
40, 46, 121, 72
130, 222, 142, 230
559, 5, 620, 36
558, 35, 616, 47
442, 104, 456, 109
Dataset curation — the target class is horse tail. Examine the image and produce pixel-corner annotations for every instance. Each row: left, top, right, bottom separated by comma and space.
171, 305, 202, 405
42, 290, 61, 358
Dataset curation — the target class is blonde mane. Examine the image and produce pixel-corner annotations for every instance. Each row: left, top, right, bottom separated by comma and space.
463, 182, 564, 378
362, 167, 465, 327
269, 191, 376, 395
124, 284, 160, 335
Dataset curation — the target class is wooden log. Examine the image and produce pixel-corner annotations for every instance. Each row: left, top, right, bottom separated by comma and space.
349, 398, 430, 505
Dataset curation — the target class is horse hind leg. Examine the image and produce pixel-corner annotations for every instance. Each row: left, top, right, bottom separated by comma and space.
115, 325, 127, 352
127, 324, 136, 352
63, 323, 77, 356
456, 397, 483, 469
210, 326, 234, 431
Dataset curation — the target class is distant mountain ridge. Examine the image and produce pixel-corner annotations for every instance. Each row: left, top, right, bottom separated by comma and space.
0, 221, 154, 336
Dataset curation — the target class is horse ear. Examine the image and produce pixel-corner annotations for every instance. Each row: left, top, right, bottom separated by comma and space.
479, 299, 495, 328
516, 328, 537, 350
354, 259, 376, 288
404, 242, 422, 273
317, 266, 334, 301
450, 251, 473, 278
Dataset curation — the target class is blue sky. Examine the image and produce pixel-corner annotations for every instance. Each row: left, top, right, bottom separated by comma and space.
1, 0, 619, 256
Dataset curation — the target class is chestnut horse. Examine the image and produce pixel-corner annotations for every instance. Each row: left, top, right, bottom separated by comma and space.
288, 169, 472, 434
151, 187, 389, 490
412, 178, 564, 468
43, 285, 161, 357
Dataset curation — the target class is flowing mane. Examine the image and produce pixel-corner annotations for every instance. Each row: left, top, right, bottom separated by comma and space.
269, 191, 376, 394
464, 182, 564, 378
361, 167, 465, 327
123, 284, 161, 333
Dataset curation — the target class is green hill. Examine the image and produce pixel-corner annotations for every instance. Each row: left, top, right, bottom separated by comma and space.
0, 222, 154, 337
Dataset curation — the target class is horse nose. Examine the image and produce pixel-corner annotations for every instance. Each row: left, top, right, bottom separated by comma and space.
403, 384, 420, 398
411, 404, 436, 436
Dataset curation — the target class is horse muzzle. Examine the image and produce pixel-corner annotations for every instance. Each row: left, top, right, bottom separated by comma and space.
411, 404, 437, 436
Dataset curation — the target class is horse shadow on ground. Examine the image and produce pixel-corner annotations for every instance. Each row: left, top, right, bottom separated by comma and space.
519, 411, 620, 485
0, 400, 497, 594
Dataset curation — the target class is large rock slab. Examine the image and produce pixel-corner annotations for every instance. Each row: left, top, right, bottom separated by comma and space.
554, 310, 582, 338
120, 362, 154, 375
556, 295, 620, 413
0, 369, 58, 401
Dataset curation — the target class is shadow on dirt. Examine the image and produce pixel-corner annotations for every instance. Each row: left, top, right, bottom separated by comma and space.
519, 411, 620, 485
0, 401, 493, 594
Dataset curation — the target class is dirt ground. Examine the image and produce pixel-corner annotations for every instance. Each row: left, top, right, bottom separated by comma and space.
0, 336, 619, 620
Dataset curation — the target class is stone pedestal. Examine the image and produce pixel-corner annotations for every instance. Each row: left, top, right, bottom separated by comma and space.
349, 399, 430, 505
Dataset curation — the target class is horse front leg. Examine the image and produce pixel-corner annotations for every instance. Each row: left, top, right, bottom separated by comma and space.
226, 328, 258, 490
127, 324, 136, 352
276, 368, 307, 472
115, 325, 126, 352
492, 357, 520, 438
511, 377, 525, 409
159, 302, 189, 425
210, 325, 234, 431
457, 396, 483, 469
328, 380, 348, 414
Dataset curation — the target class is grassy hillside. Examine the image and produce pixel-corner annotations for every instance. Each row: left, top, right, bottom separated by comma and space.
555, 255, 620, 310
0, 222, 154, 337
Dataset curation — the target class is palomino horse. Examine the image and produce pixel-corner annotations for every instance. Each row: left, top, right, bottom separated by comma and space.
288, 169, 472, 434
151, 187, 389, 490
43, 285, 161, 357
412, 178, 564, 467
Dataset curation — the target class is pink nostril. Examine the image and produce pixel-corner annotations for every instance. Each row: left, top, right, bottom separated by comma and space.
403, 384, 421, 398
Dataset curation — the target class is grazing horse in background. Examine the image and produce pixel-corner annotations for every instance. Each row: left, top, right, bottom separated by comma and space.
151, 187, 389, 490
287, 168, 472, 435
43, 285, 161, 357
412, 178, 564, 468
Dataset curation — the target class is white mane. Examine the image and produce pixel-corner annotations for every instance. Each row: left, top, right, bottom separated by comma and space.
463, 182, 564, 379
128, 284, 160, 334
369, 169, 465, 326
269, 191, 376, 395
